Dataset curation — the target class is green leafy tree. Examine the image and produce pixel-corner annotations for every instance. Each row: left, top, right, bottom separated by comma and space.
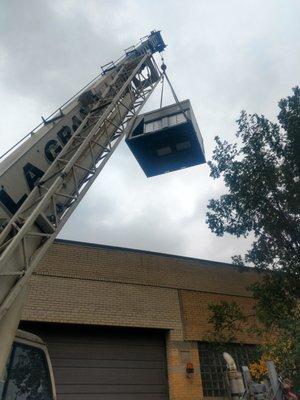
207, 300, 254, 342
206, 87, 300, 382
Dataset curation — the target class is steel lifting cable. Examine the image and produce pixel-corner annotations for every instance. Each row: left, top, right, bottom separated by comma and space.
159, 54, 166, 108
160, 73, 165, 108
159, 54, 189, 121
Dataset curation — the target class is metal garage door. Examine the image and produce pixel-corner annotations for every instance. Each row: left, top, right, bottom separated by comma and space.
21, 322, 169, 400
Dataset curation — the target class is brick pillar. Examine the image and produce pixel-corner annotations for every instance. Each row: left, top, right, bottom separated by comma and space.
166, 330, 203, 400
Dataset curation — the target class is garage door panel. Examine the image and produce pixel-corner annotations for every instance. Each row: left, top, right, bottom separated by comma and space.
58, 394, 167, 400
44, 333, 165, 347
52, 358, 166, 369
57, 383, 167, 394
54, 367, 167, 385
21, 323, 169, 400
47, 343, 165, 361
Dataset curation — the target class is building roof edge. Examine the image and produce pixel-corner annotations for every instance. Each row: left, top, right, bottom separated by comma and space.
54, 238, 253, 272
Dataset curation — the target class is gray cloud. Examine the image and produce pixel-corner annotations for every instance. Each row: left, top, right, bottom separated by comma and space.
1, 0, 300, 262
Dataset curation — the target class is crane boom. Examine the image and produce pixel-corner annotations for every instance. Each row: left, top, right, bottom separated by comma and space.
0, 31, 165, 376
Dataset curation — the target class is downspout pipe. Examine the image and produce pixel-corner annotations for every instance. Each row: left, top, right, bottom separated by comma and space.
223, 353, 245, 400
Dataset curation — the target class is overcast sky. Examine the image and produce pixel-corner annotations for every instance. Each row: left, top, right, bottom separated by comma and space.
1, 0, 299, 262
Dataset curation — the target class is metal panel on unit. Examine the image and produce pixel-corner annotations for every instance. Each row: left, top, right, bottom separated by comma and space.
126, 100, 206, 177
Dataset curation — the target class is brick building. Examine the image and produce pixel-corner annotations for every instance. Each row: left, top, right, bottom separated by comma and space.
21, 239, 260, 400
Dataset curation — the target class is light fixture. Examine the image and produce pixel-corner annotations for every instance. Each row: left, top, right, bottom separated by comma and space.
186, 362, 194, 378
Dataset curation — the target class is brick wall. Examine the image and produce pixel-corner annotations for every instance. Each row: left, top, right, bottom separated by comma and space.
33, 240, 259, 296
167, 332, 204, 400
180, 290, 259, 344
22, 239, 261, 400
23, 274, 183, 332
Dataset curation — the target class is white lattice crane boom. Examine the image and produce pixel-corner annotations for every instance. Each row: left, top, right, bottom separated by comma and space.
0, 31, 165, 377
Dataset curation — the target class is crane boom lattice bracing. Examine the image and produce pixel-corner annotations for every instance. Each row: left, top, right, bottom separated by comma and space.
0, 31, 165, 376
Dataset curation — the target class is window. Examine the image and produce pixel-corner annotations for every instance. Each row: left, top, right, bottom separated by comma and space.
198, 342, 257, 397
2, 342, 53, 400
167, 112, 185, 126
144, 119, 162, 133
144, 112, 185, 133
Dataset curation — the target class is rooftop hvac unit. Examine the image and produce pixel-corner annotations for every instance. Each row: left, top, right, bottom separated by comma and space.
126, 100, 205, 177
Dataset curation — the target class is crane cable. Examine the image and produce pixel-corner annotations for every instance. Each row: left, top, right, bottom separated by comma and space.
159, 54, 188, 121
160, 72, 165, 109
159, 54, 166, 108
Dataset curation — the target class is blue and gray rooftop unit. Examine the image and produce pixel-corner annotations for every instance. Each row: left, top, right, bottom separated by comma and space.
126, 100, 206, 177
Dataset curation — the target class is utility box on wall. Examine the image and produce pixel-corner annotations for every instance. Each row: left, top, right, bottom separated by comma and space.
126, 100, 205, 177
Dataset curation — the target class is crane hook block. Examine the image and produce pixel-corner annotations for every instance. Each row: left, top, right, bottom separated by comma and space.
126, 100, 206, 177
